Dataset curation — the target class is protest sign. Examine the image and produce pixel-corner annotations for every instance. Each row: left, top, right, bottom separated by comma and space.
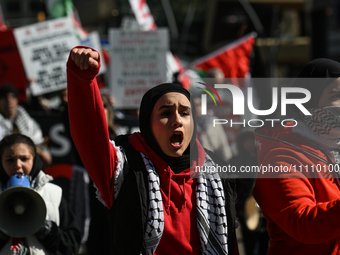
13, 17, 79, 96
0, 29, 27, 101
109, 28, 168, 108
127, 0, 182, 84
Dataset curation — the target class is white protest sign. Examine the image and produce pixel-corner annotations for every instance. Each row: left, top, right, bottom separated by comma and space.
13, 17, 79, 96
109, 28, 168, 108
80, 31, 107, 75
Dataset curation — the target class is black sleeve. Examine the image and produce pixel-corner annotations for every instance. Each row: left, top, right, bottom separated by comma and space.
38, 197, 82, 255
0, 230, 10, 249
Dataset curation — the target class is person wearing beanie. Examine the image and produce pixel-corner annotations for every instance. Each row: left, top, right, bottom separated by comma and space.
67, 47, 239, 255
289, 58, 340, 109
252, 58, 340, 255
0, 134, 81, 255
0, 83, 52, 166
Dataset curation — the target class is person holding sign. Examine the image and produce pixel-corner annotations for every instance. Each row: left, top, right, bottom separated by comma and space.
67, 47, 239, 255
252, 58, 340, 255
0, 134, 81, 255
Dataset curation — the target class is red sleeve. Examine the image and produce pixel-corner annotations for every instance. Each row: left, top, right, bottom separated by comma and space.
67, 46, 117, 209
253, 149, 340, 244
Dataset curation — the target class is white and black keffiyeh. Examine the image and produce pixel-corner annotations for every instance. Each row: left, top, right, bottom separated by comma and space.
141, 152, 228, 255
140, 153, 164, 255
294, 106, 340, 163
196, 154, 228, 255
298, 105, 340, 130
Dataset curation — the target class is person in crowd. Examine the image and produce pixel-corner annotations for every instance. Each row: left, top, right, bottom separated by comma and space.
252, 58, 340, 255
229, 128, 269, 255
0, 134, 81, 254
193, 96, 233, 162
48, 88, 91, 252
207, 67, 225, 84
0, 83, 52, 167
67, 47, 239, 255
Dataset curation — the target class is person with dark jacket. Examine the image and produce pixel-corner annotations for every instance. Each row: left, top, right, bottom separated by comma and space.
67, 47, 239, 255
229, 128, 269, 255
253, 58, 340, 255
0, 134, 81, 254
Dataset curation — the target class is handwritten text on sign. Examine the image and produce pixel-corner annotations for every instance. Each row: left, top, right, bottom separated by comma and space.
14, 17, 79, 96
109, 29, 168, 108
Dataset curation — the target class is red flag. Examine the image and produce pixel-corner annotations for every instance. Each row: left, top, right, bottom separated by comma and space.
190, 32, 257, 82
188, 32, 258, 146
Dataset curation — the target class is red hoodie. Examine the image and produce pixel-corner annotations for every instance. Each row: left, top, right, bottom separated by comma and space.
129, 133, 205, 254
67, 47, 239, 254
253, 124, 340, 255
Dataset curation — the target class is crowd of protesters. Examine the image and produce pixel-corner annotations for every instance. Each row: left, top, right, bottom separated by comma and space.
1, 37, 340, 255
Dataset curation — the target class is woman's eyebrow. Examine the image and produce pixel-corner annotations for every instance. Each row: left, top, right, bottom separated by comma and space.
158, 104, 174, 110
157, 104, 191, 110
179, 105, 191, 110
328, 89, 340, 94
3, 155, 14, 158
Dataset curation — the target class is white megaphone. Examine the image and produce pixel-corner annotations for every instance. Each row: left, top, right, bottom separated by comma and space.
0, 174, 47, 238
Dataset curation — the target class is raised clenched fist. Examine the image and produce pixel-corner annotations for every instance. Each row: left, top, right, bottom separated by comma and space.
70, 48, 99, 70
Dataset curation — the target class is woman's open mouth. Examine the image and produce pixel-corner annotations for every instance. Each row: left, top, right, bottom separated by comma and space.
170, 133, 183, 148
